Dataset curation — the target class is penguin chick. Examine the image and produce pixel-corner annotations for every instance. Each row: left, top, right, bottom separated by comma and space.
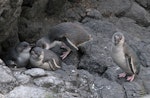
2, 41, 31, 68
30, 47, 61, 70
111, 32, 140, 82
36, 22, 92, 59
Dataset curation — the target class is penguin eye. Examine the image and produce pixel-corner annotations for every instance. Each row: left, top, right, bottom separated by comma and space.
42, 44, 46, 49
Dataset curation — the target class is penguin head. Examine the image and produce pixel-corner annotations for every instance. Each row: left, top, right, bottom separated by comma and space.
36, 38, 51, 49
112, 32, 125, 46
16, 41, 31, 53
30, 47, 44, 60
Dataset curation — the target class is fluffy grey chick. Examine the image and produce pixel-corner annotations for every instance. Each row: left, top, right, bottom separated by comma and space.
111, 32, 140, 82
36, 22, 92, 59
2, 41, 31, 68
30, 47, 61, 70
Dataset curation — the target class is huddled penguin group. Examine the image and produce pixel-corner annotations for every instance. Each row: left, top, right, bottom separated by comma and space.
1, 22, 92, 71
1, 22, 141, 82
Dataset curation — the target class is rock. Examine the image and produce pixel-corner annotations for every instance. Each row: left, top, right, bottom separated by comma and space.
21, 0, 48, 19
143, 81, 150, 94
5, 85, 57, 98
94, 78, 125, 98
124, 2, 150, 26
103, 66, 122, 81
97, 0, 131, 17
135, 0, 150, 9
46, 0, 66, 15
0, 64, 17, 93
34, 75, 64, 88
13, 71, 31, 84
24, 68, 46, 77
0, 93, 4, 98
123, 82, 146, 98
79, 20, 118, 74
22, 0, 35, 7
142, 95, 150, 98
0, 0, 22, 50
86, 8, 102, 20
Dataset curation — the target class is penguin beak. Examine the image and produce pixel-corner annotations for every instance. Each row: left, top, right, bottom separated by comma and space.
114, 35, 120, 45
30, 43, 35, 47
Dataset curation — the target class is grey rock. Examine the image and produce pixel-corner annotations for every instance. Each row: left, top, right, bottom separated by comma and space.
97, 0, 131, 17
142, 95, 150, 98
124, 2, 150, 26
34, 75, 64, 87
13, 71, 31, 84
0, 65, 16, 83
0, 93, 4, 98
0, 0, 22, 48
135, 0, 150, 9
143, 81, 150, 94
5, 85, 57, 98
94, 78, 125, 98
103, 66, 122, 81
21, 0, 48, 19
79, 20, 118, 74
46, 0, 66, 15
24, 68, 46, 77
123, 82, 146, 98
0, 64, 17, 93
86, 8, 102, 20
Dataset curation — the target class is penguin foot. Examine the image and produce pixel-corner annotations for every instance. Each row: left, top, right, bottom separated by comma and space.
119, 73, 126, 78
127, 74, 135, 82
60, 51, 71, 59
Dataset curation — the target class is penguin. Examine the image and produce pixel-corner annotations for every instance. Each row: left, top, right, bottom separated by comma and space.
36, 22, 92, 59
111, 32, 140, 82
2, 41, 31, 68
30, 47, 61, 70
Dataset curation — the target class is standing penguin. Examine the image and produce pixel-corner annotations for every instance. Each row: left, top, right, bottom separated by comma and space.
2, 41, 31, 68
36, 22, 92, 59
111, 32, 140, 82
30, 47, 61, 70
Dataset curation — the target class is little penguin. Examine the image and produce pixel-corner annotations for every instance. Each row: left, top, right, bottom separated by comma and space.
30, 47, 61, 70
111, 32, 140, 82
36, 22, 92, 59
2, 41, 31, 68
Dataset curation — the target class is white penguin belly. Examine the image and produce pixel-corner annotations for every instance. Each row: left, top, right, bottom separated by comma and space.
17, 53, 30, 66
30, 58, 42, 67
112, 46, 132, 74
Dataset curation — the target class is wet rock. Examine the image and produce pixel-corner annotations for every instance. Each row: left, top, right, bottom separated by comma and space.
124, 2, 150, 26
24, 68, 46, 77
5, 85, 57, 98
123, 82, 146, 98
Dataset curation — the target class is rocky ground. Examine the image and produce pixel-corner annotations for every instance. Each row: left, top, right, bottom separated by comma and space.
0, 0, 150, 98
